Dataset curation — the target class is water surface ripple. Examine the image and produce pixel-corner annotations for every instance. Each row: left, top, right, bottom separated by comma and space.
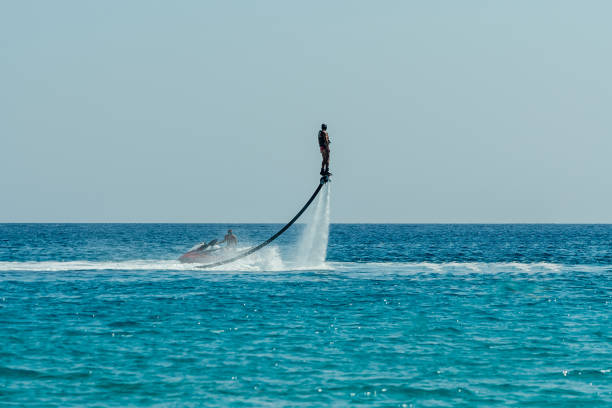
0, 224, 611, 407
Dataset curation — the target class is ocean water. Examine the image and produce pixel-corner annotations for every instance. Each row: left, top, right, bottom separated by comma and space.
1, 223, 611, 407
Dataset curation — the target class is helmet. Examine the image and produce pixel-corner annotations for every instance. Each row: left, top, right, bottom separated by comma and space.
321, 123, 327, 130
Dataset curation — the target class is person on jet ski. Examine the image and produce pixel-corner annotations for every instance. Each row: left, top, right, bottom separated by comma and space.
219, 229, 238, 248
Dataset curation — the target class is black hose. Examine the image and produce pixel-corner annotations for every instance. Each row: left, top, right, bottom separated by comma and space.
197, 177, 328, 269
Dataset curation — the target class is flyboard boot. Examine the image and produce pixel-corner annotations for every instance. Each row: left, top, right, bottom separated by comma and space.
320, 168, 331, 184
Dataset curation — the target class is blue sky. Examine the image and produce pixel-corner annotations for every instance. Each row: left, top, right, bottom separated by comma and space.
1, 1, 611, 222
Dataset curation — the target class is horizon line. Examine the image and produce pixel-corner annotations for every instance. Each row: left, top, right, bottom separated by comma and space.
1, 222, 611, 225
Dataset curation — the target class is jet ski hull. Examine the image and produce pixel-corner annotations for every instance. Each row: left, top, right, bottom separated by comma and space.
179, 247, 227, 263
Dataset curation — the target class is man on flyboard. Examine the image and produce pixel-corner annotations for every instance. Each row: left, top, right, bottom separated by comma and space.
318, 123, 331, 176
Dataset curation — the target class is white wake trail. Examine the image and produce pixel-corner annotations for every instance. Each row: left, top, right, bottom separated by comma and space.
0, 246, 287, 272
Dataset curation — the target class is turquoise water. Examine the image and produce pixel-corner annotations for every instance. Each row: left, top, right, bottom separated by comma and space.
1, 224, 611, 406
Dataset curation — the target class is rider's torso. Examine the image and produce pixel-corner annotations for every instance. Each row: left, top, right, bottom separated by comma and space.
318, 130, 328, 147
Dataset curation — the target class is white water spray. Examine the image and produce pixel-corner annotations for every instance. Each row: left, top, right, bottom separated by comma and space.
296, 183, 331, 267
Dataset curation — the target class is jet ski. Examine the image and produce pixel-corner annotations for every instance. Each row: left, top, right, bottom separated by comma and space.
179, 239, 229, 263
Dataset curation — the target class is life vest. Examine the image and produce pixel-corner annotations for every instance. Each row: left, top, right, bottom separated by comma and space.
318, 130, 327, 147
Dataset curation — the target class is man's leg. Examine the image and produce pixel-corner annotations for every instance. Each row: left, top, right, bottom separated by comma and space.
321, 150, 325, 175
